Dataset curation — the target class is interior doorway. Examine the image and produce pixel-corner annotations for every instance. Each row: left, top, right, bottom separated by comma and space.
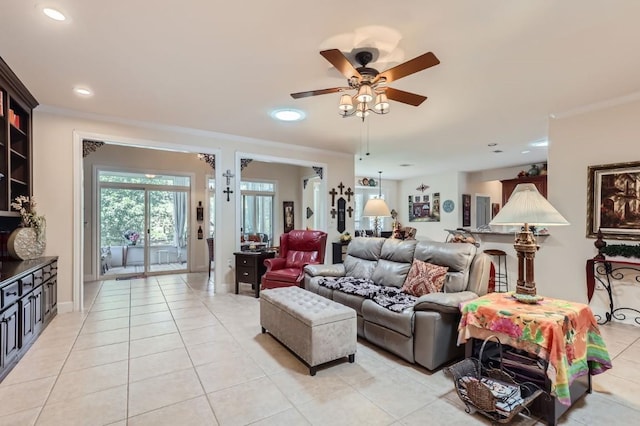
476, 195, 491, 228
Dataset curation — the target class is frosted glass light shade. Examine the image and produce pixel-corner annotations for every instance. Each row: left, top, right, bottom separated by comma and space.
490, 183, 569, 226
357, 84, 373, 103
374, 93, 389, 112
339, 94, 354, 111
355, 102, 370, 118
363, 198, 391, 217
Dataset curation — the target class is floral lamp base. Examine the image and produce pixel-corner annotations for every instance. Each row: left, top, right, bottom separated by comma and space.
7, 227, 46, 260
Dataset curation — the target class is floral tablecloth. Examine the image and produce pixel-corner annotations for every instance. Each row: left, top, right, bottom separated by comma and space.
458, 292, 612, 406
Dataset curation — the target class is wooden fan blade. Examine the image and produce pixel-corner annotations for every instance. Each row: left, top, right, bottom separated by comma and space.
385, 87, 427, 106
290, 87, 343, 99
378, 52, 440, 83
320, 49, 362, 79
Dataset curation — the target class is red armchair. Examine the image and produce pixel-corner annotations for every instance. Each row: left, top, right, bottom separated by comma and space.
261, 229, 328, 290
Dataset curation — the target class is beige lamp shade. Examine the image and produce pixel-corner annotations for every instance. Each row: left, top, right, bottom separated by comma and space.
490, 183, 569, 227
339, 94, 354, 111
356, 84, 373, 103
363, 198, 391, 218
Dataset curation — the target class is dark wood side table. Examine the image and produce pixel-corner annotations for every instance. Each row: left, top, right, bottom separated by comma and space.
234, 251, 275, 298
332, 241, 349, 264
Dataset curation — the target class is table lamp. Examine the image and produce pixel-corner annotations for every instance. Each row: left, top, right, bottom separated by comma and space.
489, 183, 569, 302
362, 171, 391, 237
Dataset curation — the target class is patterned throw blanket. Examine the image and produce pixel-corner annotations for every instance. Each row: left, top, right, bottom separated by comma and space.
318, 277, 417, 313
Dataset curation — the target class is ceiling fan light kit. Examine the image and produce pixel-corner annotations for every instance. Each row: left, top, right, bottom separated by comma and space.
291, 48, 439, 121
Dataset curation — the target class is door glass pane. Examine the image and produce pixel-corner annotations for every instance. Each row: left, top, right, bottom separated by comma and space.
149, 190, 188, 273
100, 188, 145, 276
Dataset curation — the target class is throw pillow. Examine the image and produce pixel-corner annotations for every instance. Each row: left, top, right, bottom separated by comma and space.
401, 259, 449, 297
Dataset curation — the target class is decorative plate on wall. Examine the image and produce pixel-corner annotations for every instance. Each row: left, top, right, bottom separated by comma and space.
443, 199, 455, 213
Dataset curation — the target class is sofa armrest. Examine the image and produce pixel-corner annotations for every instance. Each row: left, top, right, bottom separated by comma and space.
304, 263, 345, 277
264, 257, 286, 272
413, 291, 479, 314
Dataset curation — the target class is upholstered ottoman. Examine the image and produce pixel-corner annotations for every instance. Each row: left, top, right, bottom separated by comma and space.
260, 286, 357, 375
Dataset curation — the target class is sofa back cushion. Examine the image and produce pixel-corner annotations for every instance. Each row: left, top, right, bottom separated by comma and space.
343, 237, 385, 280
371, 239, 418, 288
413, 241, 476, 292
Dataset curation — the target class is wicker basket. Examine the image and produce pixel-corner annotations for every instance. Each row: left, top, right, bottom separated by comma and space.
446, 335, 545, 423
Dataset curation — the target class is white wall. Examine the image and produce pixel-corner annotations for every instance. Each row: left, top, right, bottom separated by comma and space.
398, 171, 464, 241
539, 99, 640, 318
33, 110, 354, 311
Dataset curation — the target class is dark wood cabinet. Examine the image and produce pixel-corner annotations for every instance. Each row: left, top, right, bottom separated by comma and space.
1, 303, 19, 371
0, 257, 58, 381
332, 242, 349, 264
501, 175, 547, 205
0, 57, 38, 214
234, 251, 275, 298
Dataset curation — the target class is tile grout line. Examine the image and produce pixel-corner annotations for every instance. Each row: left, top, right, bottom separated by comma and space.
30, 278, 106, 424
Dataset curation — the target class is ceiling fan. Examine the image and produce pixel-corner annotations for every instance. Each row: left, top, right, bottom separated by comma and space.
290, 48, 440, 118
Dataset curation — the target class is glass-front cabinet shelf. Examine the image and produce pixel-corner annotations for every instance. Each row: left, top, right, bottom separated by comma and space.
0, 57, 38, 215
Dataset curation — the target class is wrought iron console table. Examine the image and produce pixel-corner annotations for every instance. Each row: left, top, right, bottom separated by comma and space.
586, 231, 640, 325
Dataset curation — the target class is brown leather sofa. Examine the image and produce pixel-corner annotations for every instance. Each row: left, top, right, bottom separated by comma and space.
303, 237, 490, 370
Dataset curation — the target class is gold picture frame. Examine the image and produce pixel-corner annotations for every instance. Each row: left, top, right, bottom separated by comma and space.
587, 160, 640, 240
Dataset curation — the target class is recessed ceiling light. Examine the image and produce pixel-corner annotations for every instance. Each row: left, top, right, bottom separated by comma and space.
531, 140, 549, 147
399, 164, 413, 167
74, 87, 93, 97
521, 150, 531, 154
492, 150, 503, 153
487, 143, 497, 147
43, 7, 66, 21
271, 109, 305, 122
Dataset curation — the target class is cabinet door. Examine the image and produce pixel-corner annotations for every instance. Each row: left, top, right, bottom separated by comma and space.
48, 278, 57, 312
32, 286, 44, 334
20, 295, 34, 347
501, 176, 547, 205
1, 304, 20, 369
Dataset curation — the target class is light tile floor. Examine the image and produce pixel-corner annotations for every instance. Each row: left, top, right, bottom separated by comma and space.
1, 273, 639, 425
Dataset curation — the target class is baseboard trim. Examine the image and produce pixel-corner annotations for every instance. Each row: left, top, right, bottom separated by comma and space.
57, 301, 74, 314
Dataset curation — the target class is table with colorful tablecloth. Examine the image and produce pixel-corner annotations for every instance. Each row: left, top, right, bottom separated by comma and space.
457, 292, 612, 407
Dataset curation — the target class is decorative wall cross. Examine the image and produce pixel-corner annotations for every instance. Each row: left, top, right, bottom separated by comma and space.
338, 182, 345, 194
416, 183, 430, 192
222, 169, 234, 186
347, 206, 353, 218
345, 187, 354, 202
329, 188, 338, 206
330, 208, 337, 219
223, 187, 234, 202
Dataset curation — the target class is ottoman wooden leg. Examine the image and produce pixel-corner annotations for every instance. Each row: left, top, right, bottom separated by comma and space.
349, 354, 355, 363
261, 327, 266, 334
310, 366, 317, 376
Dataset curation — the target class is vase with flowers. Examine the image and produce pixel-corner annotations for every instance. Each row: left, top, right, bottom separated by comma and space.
123, 230, 140, 246
7, 195, 46, 260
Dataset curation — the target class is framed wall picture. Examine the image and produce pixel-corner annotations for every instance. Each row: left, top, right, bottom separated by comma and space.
409, 193, 439, 222
491, 203, 500, 219
587, 161, 640, 240
462, 194, 471, 227
283, 201, 294, 233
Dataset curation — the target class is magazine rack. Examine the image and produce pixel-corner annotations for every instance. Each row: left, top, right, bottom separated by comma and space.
447, 335, 545, 423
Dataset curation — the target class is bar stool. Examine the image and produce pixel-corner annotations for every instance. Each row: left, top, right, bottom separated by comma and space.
483, 249, 509, 292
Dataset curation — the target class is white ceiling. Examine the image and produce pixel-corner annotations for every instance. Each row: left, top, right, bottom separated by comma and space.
2, 1, 640, 179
